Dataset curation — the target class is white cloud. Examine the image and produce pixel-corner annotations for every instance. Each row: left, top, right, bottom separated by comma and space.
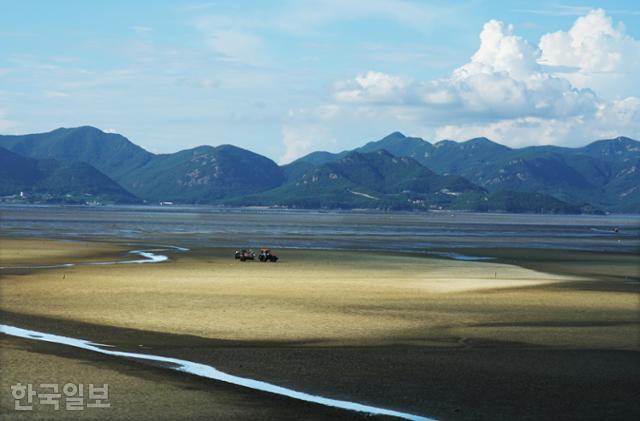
334, 71, 412, 104
335, 19, 600, 120
325, 9, 640, 148
435, 102, 640, 148
539, 9, 640, 99
280, 104, 352, 164
280, 124, 336, 164
457, 19, 540, 80
434, 95, 640, 148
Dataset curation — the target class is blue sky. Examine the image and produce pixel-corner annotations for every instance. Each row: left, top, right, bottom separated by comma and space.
1, 1, 639, 162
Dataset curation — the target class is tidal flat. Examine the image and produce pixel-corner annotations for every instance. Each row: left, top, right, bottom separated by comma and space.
1, 232, 638, 420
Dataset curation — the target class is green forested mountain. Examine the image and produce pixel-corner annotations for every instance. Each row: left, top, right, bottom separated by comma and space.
0, 126, 153, 180
233, 149, 481, 209
122, 144, 284, 202
1, 127, 635, 212
0, 128, 284, 203
229, 150, 582, 213
291, 132, 640, 212
0, 147, 138, 203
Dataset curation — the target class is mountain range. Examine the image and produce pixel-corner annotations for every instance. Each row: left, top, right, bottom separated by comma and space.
0, 126, 637, 213
0, 146, 137, 204
288, 132, 639, 212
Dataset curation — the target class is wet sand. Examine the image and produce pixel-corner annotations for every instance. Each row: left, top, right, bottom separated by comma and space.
1, 238, 639, 420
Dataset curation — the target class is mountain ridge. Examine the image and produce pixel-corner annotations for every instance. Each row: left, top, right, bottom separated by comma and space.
1, 126, 636, 212
290, 132, 640, 212
229, 149, 585, 213
0, 146, 138, 204
0, 128, 285, 204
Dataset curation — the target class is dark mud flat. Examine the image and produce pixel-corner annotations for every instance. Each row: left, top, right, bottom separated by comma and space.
2, 311, 639, 421
0, 335, 375, 421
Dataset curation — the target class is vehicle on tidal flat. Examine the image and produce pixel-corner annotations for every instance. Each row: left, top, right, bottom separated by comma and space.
258, 248, 278, 262
234, 249, 255, 261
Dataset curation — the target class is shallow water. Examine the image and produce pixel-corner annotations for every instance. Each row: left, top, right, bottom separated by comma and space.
426, 252, 495, 261
1, 205, 638, 253
0, 324, 433, 421
0, 245, 187, 270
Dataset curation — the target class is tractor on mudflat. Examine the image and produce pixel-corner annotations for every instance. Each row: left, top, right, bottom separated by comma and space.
258, 248, 278, 262
234, 249, 255, 261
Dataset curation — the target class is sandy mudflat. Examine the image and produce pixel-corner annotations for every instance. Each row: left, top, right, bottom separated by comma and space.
1, 238, 639, 420
0, 238, 129, 266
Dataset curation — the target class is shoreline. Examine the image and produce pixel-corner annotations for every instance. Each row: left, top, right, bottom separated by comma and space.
3, 202, 640, 217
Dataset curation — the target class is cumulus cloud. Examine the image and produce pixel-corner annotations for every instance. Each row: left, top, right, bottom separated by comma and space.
435, 96, 640, 148
539, 9, 640, 98
334, 20, 601, 122
456, 19, 540, 80
327, 9, 640, 148
334, 72, 412, 104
